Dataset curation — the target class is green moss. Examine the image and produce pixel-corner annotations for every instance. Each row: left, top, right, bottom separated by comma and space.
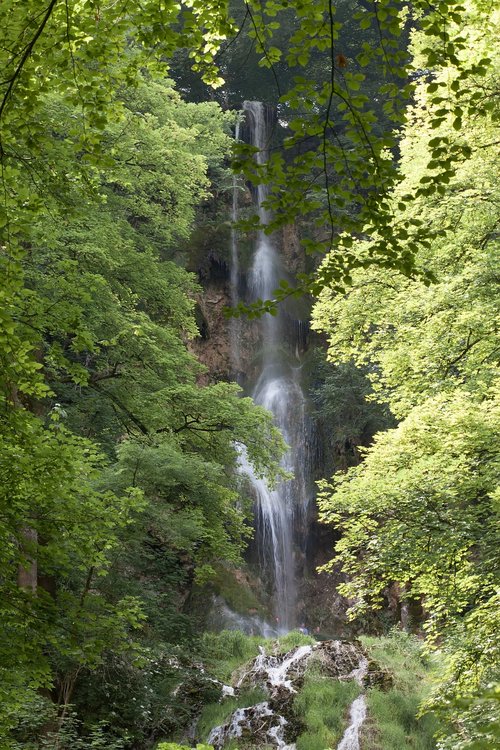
210, 565, 268, 618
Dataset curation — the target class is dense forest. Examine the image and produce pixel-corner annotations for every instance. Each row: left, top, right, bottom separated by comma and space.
0, 1, 498, 750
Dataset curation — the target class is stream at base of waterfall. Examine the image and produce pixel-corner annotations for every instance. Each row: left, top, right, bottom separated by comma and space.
206, 640, 369, 750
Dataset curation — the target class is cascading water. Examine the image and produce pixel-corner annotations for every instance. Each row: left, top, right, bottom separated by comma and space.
229, 119, 242, 376
336, 696, 367, 750
205, 640, 371, 750
236, 101, 311, 630
336, 650, 368, 750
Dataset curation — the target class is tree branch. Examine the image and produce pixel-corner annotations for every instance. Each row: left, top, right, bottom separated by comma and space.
0, 0, 59, 123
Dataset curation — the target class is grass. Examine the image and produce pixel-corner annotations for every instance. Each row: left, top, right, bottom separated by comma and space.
273, 630, 316, 653
360, 629, 434, 693
294, 662, 360, 750
363, 689, 439, 750
199, 629, 267, 682
360, 630, 442, 750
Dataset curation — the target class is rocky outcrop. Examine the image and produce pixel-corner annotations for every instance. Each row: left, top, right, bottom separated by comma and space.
208, 701, 295, 750
236, 644, 314, 696
281, 223, 304, 276
189, 280, 262, 386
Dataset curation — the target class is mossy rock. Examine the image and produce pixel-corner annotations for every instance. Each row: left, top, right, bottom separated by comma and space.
364, 668, 394, 691
210, 564, 268, 618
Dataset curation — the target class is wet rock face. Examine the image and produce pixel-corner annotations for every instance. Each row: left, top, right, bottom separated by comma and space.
281, 223, 304, 276
188, 281, 262, 386
319, 641, 361, 673
208, 701, 293, 750
315, 640, 367, 681
238, 644, 315, 696
364, 661, 394, 691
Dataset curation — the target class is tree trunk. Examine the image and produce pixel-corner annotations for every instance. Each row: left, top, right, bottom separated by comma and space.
17, 526, 38, 592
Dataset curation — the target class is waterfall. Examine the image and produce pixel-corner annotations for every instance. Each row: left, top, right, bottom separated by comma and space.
229, 119, 241, 376
237, 101, 311, 631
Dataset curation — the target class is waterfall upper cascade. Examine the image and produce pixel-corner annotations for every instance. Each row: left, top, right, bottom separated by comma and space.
232, 101, 311, 631
229, 119, 242, 375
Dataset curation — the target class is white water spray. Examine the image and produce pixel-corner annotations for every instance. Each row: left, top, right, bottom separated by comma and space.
336, 695, 367, 750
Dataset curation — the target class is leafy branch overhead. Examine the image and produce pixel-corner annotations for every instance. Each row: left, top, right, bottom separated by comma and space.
233, 0, 497, 308
1, 2, 495, 296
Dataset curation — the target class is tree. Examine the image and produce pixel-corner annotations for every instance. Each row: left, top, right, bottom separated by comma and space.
0, 408, 146, 737
317, 392, 500, 747
309, 352, 394, 472
0, 70, 286, 745
313, 2, 499, 744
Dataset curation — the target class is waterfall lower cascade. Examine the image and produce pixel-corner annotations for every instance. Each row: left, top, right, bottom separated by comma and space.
336, 652, 368, 750
207, 640, 371, 750
235, 101, 311, 631
336, 696, 367, 750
